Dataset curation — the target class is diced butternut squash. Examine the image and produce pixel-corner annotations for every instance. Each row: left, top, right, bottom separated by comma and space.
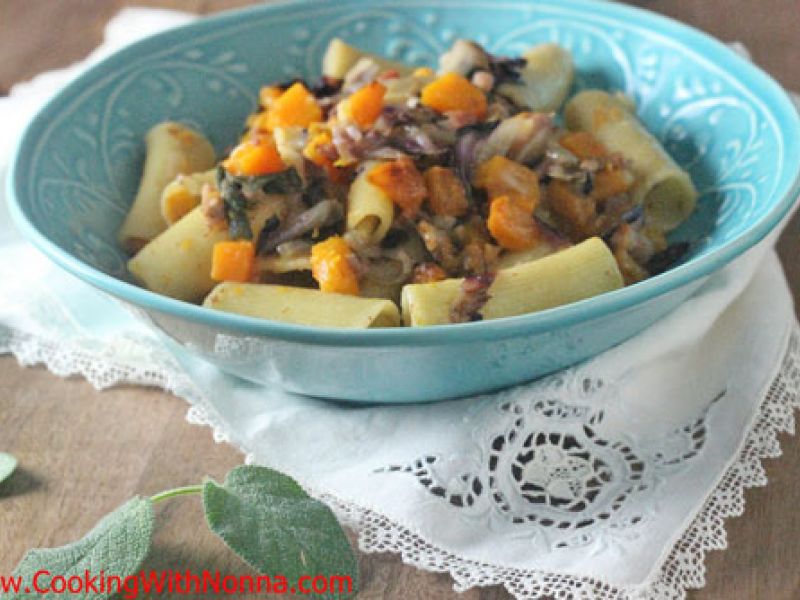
211, 240, 256, 283
591, 168, 634, 201
487, 195, 542, 251
547, 180, 597, 239
259, 85, 283, 108
265, 82, 323, 130
223, 138, 286, 176
310, 236, 360, 295
367, 157, 427, 218
559, 131, 608, 160
248, 111, 271, 135
303, 130, 333, 166
423, 166, 469, 217
473, 155, 540, 212
348, 81, 387, 128
420, 72, 488, 120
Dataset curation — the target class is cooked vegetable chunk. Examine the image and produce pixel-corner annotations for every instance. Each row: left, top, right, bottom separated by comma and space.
211, 240, 256, 283
367, 158, 428, 218
310, 236, 360, 296
223, 138, 286, 176
265, 82, 322, 130
421, 73, 488, 119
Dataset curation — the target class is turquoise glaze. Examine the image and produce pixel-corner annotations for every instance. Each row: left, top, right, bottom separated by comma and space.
7, 0, 800, 401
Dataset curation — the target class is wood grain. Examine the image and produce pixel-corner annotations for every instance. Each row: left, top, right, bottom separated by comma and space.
1, 1, 799, 598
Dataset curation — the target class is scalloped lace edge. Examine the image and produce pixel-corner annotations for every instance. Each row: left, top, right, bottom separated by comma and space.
3, 324, 798, 600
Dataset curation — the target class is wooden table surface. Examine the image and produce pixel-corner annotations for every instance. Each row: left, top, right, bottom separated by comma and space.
1, 1, 799, 598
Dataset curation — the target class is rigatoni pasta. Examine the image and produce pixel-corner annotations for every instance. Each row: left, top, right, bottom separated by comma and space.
128, 206, 227, 302
128, 199, 279, 302
322, 38, 413, 80
204, 283, 401, 328
497, 43, 575, 113
402, 238, 623, 326
118, 122, 215, 253
160, 169, 216, 225
346, 162, 395, 243
121, 37, 696, 328
564, 90, 698, 231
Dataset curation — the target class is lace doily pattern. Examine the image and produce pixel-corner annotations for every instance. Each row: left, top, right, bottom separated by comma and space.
377, 379, 722, 553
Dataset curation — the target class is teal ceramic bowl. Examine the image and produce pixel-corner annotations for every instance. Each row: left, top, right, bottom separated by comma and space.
7, 0, 800, 402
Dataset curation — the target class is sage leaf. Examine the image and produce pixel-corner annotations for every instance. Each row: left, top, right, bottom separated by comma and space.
217, 167, 303, 241
4, 497, 154, 600
0, 452, 16, 485
251, 168, 303, 195
203, 466, 357, 598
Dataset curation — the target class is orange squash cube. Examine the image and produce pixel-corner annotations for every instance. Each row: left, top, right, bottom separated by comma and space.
420, 73, 488, 120
211, 240, 256, 282
265, 82, 323, 130
348, 81, 387, 128
223, 139, 286, 176
473, 155, 540, 212
367, 157, 428, 218
310, 236, 360, 296
259, 85, 283, 108
423, 166, 469, 217
487, 195, 541, 251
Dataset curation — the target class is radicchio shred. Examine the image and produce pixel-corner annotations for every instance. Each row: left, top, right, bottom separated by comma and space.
450, 272, 496, 323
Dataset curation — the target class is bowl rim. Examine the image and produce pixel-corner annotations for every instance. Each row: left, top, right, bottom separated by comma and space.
7, 0, 800, 347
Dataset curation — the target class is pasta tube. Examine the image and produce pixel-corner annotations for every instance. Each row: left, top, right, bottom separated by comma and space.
160, 169, 216, 225
564, 90, 698, 231
322, 38, 412, 80
118, 122, 215, 253
203, 283, 401, 328
496, 241, 563, 270
497, 43, 574, 113
401, 237, 623, 326
128, 202, 277, 302
346, 162, 395, 244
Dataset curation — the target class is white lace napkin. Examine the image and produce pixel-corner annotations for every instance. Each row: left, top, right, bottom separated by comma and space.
2, 9, 799, 600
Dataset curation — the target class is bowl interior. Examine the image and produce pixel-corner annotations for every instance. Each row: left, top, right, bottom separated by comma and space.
9, 0, 800, 324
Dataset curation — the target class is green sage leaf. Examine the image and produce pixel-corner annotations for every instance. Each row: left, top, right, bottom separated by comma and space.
203, 465, 357, 598
0, 452, 16, 485
217, 166, 253, 240
4, 497, 154, 600
252, 168, 303, 195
